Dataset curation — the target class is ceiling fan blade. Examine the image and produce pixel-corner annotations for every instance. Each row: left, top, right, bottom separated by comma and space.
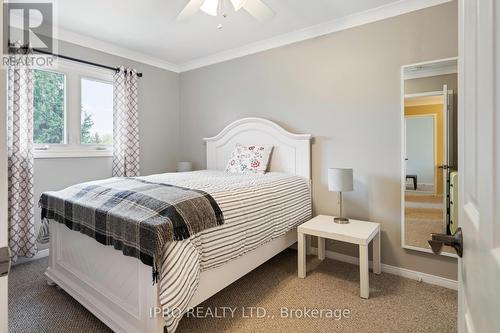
243, 0, 274, 21
177, 0, 205, 21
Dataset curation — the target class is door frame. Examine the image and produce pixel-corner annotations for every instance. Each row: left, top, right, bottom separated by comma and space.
404, 113, 437, 194
0, 2, 9, 332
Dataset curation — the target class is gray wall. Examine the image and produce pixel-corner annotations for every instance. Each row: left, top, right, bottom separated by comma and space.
405, 73, 458, 94
35, 40, 180, 249
405, 73, 459, 167
178, 2, 459, 279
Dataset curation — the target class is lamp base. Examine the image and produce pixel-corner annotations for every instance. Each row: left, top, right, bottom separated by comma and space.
334, 217, 350, 224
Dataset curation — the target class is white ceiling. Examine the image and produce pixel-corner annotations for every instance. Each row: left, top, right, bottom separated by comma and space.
50, 0, 449, 71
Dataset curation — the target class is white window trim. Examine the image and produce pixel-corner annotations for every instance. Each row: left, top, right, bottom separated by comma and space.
33, 59, 114, 159
34, 146, 113, 159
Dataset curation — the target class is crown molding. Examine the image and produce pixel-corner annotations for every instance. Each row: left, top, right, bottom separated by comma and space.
178, 0, 452, 72
50, 0, 451, 74
54, 29, 181, 73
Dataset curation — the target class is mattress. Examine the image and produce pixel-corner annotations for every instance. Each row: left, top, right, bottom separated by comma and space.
142, 170, 312, 332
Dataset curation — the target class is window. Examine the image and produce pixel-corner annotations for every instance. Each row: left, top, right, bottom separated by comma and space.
33, 60, 114, 158
81, 78, 113, 145
33, 69, 66, 144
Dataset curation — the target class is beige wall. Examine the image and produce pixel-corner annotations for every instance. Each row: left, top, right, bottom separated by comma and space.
179, 2, 459, 279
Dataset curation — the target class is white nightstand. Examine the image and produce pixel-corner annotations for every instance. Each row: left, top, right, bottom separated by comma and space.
297, 215, 381, 299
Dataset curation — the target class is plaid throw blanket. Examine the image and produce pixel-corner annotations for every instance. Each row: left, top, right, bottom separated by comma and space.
39, 177, 224, 281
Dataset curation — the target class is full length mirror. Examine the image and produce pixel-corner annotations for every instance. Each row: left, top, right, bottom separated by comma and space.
401, 58, 458, 256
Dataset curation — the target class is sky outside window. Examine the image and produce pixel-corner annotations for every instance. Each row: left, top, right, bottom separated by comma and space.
81, 78, 113, 145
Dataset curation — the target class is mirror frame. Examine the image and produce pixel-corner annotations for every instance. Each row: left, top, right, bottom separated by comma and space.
400, 57, 458, 258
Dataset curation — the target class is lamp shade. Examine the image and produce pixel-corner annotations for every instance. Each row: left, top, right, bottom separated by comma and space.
328, 168, 353, 192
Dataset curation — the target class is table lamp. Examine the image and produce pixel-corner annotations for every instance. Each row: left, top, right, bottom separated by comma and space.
328, 168, 354, 224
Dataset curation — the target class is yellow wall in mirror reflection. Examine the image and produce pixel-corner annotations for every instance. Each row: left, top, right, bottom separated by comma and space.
405, 104, 444, 196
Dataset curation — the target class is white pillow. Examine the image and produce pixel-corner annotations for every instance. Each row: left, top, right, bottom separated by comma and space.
225, 144, 273, 174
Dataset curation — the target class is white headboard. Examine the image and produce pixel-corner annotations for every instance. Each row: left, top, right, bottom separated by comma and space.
204, 118, 312, 179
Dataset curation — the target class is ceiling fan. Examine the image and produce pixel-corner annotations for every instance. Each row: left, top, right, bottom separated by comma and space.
177, 0, 275, 24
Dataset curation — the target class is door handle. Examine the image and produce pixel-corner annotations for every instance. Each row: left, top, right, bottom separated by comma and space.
428, 228, 463, 257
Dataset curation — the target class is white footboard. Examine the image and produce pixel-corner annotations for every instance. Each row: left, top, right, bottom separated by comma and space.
45, 222, 165, 333
45, 222, 299, 333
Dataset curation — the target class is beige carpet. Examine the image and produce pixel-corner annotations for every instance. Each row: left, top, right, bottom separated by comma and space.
8, 257, 111, 333
9, 251, 457, 333
404, 193, 454, 254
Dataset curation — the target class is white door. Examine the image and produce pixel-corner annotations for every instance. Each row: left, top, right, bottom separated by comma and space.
458, 0, 500, 332
0, 3, 9, 332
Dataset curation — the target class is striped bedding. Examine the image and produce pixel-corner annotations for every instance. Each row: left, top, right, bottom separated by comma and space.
142, 170, 311, 332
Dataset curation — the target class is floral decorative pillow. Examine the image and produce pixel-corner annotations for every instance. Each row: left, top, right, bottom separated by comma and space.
225, 148, 241, 173
225, 144, 273, 174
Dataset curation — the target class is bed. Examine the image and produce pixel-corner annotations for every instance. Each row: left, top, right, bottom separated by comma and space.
44, 117, 312, 333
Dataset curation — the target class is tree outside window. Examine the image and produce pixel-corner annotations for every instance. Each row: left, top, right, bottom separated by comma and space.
33, 69, 65, 144
32, 67, 113, 148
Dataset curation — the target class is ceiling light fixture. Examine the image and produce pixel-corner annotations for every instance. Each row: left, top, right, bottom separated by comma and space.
229, 0, 248, 11
200, 0, 248, 15
200, 0, 219, 16
178, 0, 274, 23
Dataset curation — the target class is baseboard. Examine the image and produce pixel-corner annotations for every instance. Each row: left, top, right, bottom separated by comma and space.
13, 248, 49, 266
308, 247, 457, 290
13, 247, 457, 290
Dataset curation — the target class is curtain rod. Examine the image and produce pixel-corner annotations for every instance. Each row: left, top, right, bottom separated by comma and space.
32, 48, 144, 78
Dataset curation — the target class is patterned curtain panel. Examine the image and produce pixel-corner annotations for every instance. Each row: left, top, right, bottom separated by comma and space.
7, 52, 36, 261
112, 67, 140, 177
